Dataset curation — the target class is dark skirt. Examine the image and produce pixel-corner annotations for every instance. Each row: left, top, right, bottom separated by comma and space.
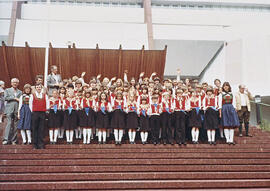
140, 115, 150, 131
188, 109, 202, 128
48, 109, 61, 128
58, 110, 65, 127
78, 108, 95, 127
96, 111, 109, 129
204, 108, 219, 130
111, 109, 125, 129
17, 104, 31, 130
63, 110, 78, 130
126, 112, 138, 129
221, 104, 240, 128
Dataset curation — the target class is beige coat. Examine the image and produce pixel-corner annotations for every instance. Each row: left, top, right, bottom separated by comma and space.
235, 91, 253, 112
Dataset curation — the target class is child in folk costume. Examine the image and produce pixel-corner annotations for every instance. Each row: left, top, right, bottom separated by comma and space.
214, 79, 224, 139
79, 89, 96, 144
62, 90, 79, 144
96, 92, 111, 144
138, 97, 150, 144
219, 82, 240, 145
125, 92, 139, 144
48, 90, 61, 144
203, 87, 219, 145
75, 90, 83, 140
173, 89, 189, 146
17, 84, 32, 144
160, 92, 174, 145
149, 94, 162, 145
29, 84, 49, 149
58, 86, 66, 139
111, 91, 126, 145
188, 89, 202, 144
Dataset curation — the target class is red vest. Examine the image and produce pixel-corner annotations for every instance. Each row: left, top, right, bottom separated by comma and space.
113, 100, 125, 110
32, 94, 47, 112
150, 104, 161, 115
81, 98, 94, 108
174, 97, 186, 111
97, 102, 109, 111
63, 99, 77, 109
190, 99, 200, 108
162, 100, 173, 113
49, 99, 60, 109
205, 97, 217, 108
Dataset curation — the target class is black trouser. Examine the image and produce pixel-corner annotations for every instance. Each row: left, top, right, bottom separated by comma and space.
174, 111, 186, 143
237, 106, 250, 135
161, 112, 174, 143
32, 111, 46, 148
150, 115, 160, 143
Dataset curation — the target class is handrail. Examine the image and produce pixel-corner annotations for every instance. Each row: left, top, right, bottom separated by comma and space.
251, 101, 270, 107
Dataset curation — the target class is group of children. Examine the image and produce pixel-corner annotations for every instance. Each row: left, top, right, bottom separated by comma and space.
6, 70, 241, 147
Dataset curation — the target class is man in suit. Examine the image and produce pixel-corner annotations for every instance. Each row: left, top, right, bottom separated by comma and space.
31, 75, 47, 94
47, 65, 62, 96
235, 84, 253, 137
2, 78, 22, 145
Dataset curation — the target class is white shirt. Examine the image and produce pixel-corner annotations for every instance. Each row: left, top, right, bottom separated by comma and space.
240, 93, 247, 106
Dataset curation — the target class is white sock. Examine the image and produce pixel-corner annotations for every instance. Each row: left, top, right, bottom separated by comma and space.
211, 130, 216, 142
87, 129, 92, 144
102, 131, 106, 142
60, 128, 64, 138
26, 130, 31, 143
114, 129, 119, 142
195, 129, 199, 142
128, 131, 132, 142
78, 127, 82, 139
224, 129, 229, 143
144, 132, 148, 142
54, 129, 58, 142
140, 132, 145, 142
66, 130, 70, 142
229, 129, 234, 143
98, 131, 102, 142
119, 129, 124, 142
0, 114, 2, 123
191, 128, 196, 142
70, 130, 74, 143
49, 130, 53, 143
207, 130, 211, 142
75, 129, 79, 139
220, 128, 224, 138
132, 131, 136, 142
83, 128, 87, 144
21, 130, 26, 143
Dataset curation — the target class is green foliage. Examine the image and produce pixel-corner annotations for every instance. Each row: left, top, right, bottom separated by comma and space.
260, 119, 270, 132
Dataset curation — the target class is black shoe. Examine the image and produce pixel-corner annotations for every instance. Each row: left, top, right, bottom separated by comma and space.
170, 142, 174, 145
213, 141, 216, 145
118, 141, 121, 145
142, 142, 145, 145
163, 142, 166, 145
178, 142, 182, 146
246, 134, 252, 137
232, 142, 236, 145
183, 142, 187, 146
154, 142, 157, 145
115, 141, 118, 145
98, 141, 102, 144
208, 141, 212, 145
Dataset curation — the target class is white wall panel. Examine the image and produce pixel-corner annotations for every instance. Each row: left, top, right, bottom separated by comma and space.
21, 4, 144, 23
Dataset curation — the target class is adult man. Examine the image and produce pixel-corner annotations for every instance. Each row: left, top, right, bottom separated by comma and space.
31, 75, 47, 94
235, 84, 253, 137
2, 78, 22, 145
47, 65, 62, 96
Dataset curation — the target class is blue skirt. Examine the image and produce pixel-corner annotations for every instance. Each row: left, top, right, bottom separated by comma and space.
17, 104, 32, 130
221, 104, 240, 128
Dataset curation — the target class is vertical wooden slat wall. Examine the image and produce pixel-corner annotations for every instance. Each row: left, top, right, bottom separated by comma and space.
0, 42, 166, 89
